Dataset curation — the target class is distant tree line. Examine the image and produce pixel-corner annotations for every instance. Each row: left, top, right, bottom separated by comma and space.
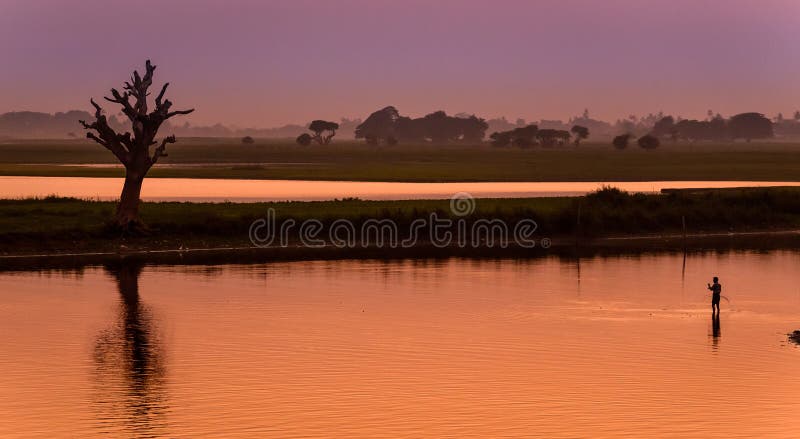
487, 124, 589, 148
3, 107, 799, 144
647, 112, 774, 143
0, 110, 93, 138
352, 106, 489, 145
608, 112, 776, 150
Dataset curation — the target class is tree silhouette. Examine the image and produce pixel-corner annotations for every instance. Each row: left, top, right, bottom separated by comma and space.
651, 116, 675, 140
458, 115, 489, 143
674, 117, 727, 142
537, 129, 569, 147
79, 60, 194, 232
638, 134, 660, 149
420, 111, 459, 143
555, 130, 571, 145
296, 133, 312, 146
489, 131, 511, 147
536, 129, 558, 147
398, 111, 487, 144
357, 107, 487, 145
511, 125, 538, 148
570, 125, 589, 146
355, 106, 400, 145
308, 120, 339, 145
612, 134, 632, 149
488, 125, 536, 148
395, 116, 428, 143
728, 112, 773, 142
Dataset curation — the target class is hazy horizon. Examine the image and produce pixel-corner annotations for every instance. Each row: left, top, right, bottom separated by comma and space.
2, 0, 798, 127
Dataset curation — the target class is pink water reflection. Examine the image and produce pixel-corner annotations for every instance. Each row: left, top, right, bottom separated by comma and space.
2, 176, 799, 202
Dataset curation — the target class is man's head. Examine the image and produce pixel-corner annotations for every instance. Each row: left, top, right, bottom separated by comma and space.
713, 276, 719, 283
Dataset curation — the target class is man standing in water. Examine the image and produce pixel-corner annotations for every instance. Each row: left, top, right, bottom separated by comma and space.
708, 276, 722, 314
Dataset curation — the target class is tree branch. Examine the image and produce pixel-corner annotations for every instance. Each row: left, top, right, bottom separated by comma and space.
80, 60, 192, 170
104, 88, 136, 121
124, 60, 157, 115
90, 98, 103, 114
155, 82, 169, 107
150, 135, 175, 166
79, 99, 130, 165
85, 131, 108, 147
166, 108, 195, 119
117, 132, 134, 151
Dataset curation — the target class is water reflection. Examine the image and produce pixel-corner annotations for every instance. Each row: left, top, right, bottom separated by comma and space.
92, 262, 168, 436
3, 176, 800, 202
5, 253, 800, 437
710, 312, 721, 350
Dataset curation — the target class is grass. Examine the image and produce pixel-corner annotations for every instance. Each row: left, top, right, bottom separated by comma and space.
3, 187, 800, 256
1, 138, 800, 181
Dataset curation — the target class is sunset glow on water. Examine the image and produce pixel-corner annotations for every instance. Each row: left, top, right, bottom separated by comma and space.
2, 0, 799, 436
2, 253, 800, 437
2, 177, 800, 202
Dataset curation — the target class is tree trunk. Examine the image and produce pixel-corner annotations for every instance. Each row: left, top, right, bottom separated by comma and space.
116, 171, 145, 231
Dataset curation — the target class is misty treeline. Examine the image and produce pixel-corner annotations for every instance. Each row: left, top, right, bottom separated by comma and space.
3, 107, 800, 144
647, 113, 774, 142
0, 110, 359, 140
349, 107, 615, 147
608, 112, 780, 150
351, 106, 488, 146
350, 106, 787, 147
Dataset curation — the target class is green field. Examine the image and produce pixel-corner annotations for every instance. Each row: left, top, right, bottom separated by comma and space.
1, 138, 800, 182
3, 187, 800, 256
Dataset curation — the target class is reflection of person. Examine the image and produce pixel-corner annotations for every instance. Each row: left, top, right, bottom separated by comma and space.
707, 276, 722, 314
712, 312, 720, 339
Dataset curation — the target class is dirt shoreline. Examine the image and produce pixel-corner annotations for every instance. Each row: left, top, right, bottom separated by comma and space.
3, 229, 800, 272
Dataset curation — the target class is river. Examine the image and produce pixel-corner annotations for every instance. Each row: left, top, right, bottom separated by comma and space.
1, 251, 800, 437
1, 176, 800, 201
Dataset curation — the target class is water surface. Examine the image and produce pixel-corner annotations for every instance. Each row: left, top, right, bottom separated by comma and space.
2, 176, 799, 201
1, 252, 800, 437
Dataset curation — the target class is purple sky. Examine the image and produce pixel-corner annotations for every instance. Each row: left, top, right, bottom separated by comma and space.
1, 0, 798, 126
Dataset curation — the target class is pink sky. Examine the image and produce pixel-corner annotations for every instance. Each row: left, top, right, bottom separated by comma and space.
1, 0, 798, 126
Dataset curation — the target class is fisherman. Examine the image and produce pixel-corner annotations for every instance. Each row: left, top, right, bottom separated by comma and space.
707, 276, 722, 314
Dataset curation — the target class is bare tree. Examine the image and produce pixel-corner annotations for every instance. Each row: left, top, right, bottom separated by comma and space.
79, 60, 194, 232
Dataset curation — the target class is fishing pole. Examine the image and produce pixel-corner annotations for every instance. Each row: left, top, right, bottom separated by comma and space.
706, 293, 731, 303
705, 293, 731, 303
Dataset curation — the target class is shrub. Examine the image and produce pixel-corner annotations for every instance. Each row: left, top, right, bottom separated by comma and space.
296, 133, 312, 146
612, 134, 631, 149
638, 134, 660, 149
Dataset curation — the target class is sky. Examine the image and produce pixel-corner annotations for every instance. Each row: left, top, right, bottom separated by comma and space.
1, 0, 798, 127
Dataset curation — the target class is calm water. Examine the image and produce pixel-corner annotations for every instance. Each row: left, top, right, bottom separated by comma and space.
2, 176, 800, 201
2, 252, 800, 437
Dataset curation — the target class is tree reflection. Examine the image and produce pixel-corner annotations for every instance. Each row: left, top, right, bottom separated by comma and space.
92, 261, 168, 436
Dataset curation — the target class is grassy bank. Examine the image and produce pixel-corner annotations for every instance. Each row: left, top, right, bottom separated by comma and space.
3, 187, 800, 258
1, 139, 800, 181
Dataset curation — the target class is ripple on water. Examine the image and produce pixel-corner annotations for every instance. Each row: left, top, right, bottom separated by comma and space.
1, 252, 800, 437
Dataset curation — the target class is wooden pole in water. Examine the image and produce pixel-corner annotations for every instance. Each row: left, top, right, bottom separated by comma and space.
682, 215, 687, 248
575, 201, 582, 247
